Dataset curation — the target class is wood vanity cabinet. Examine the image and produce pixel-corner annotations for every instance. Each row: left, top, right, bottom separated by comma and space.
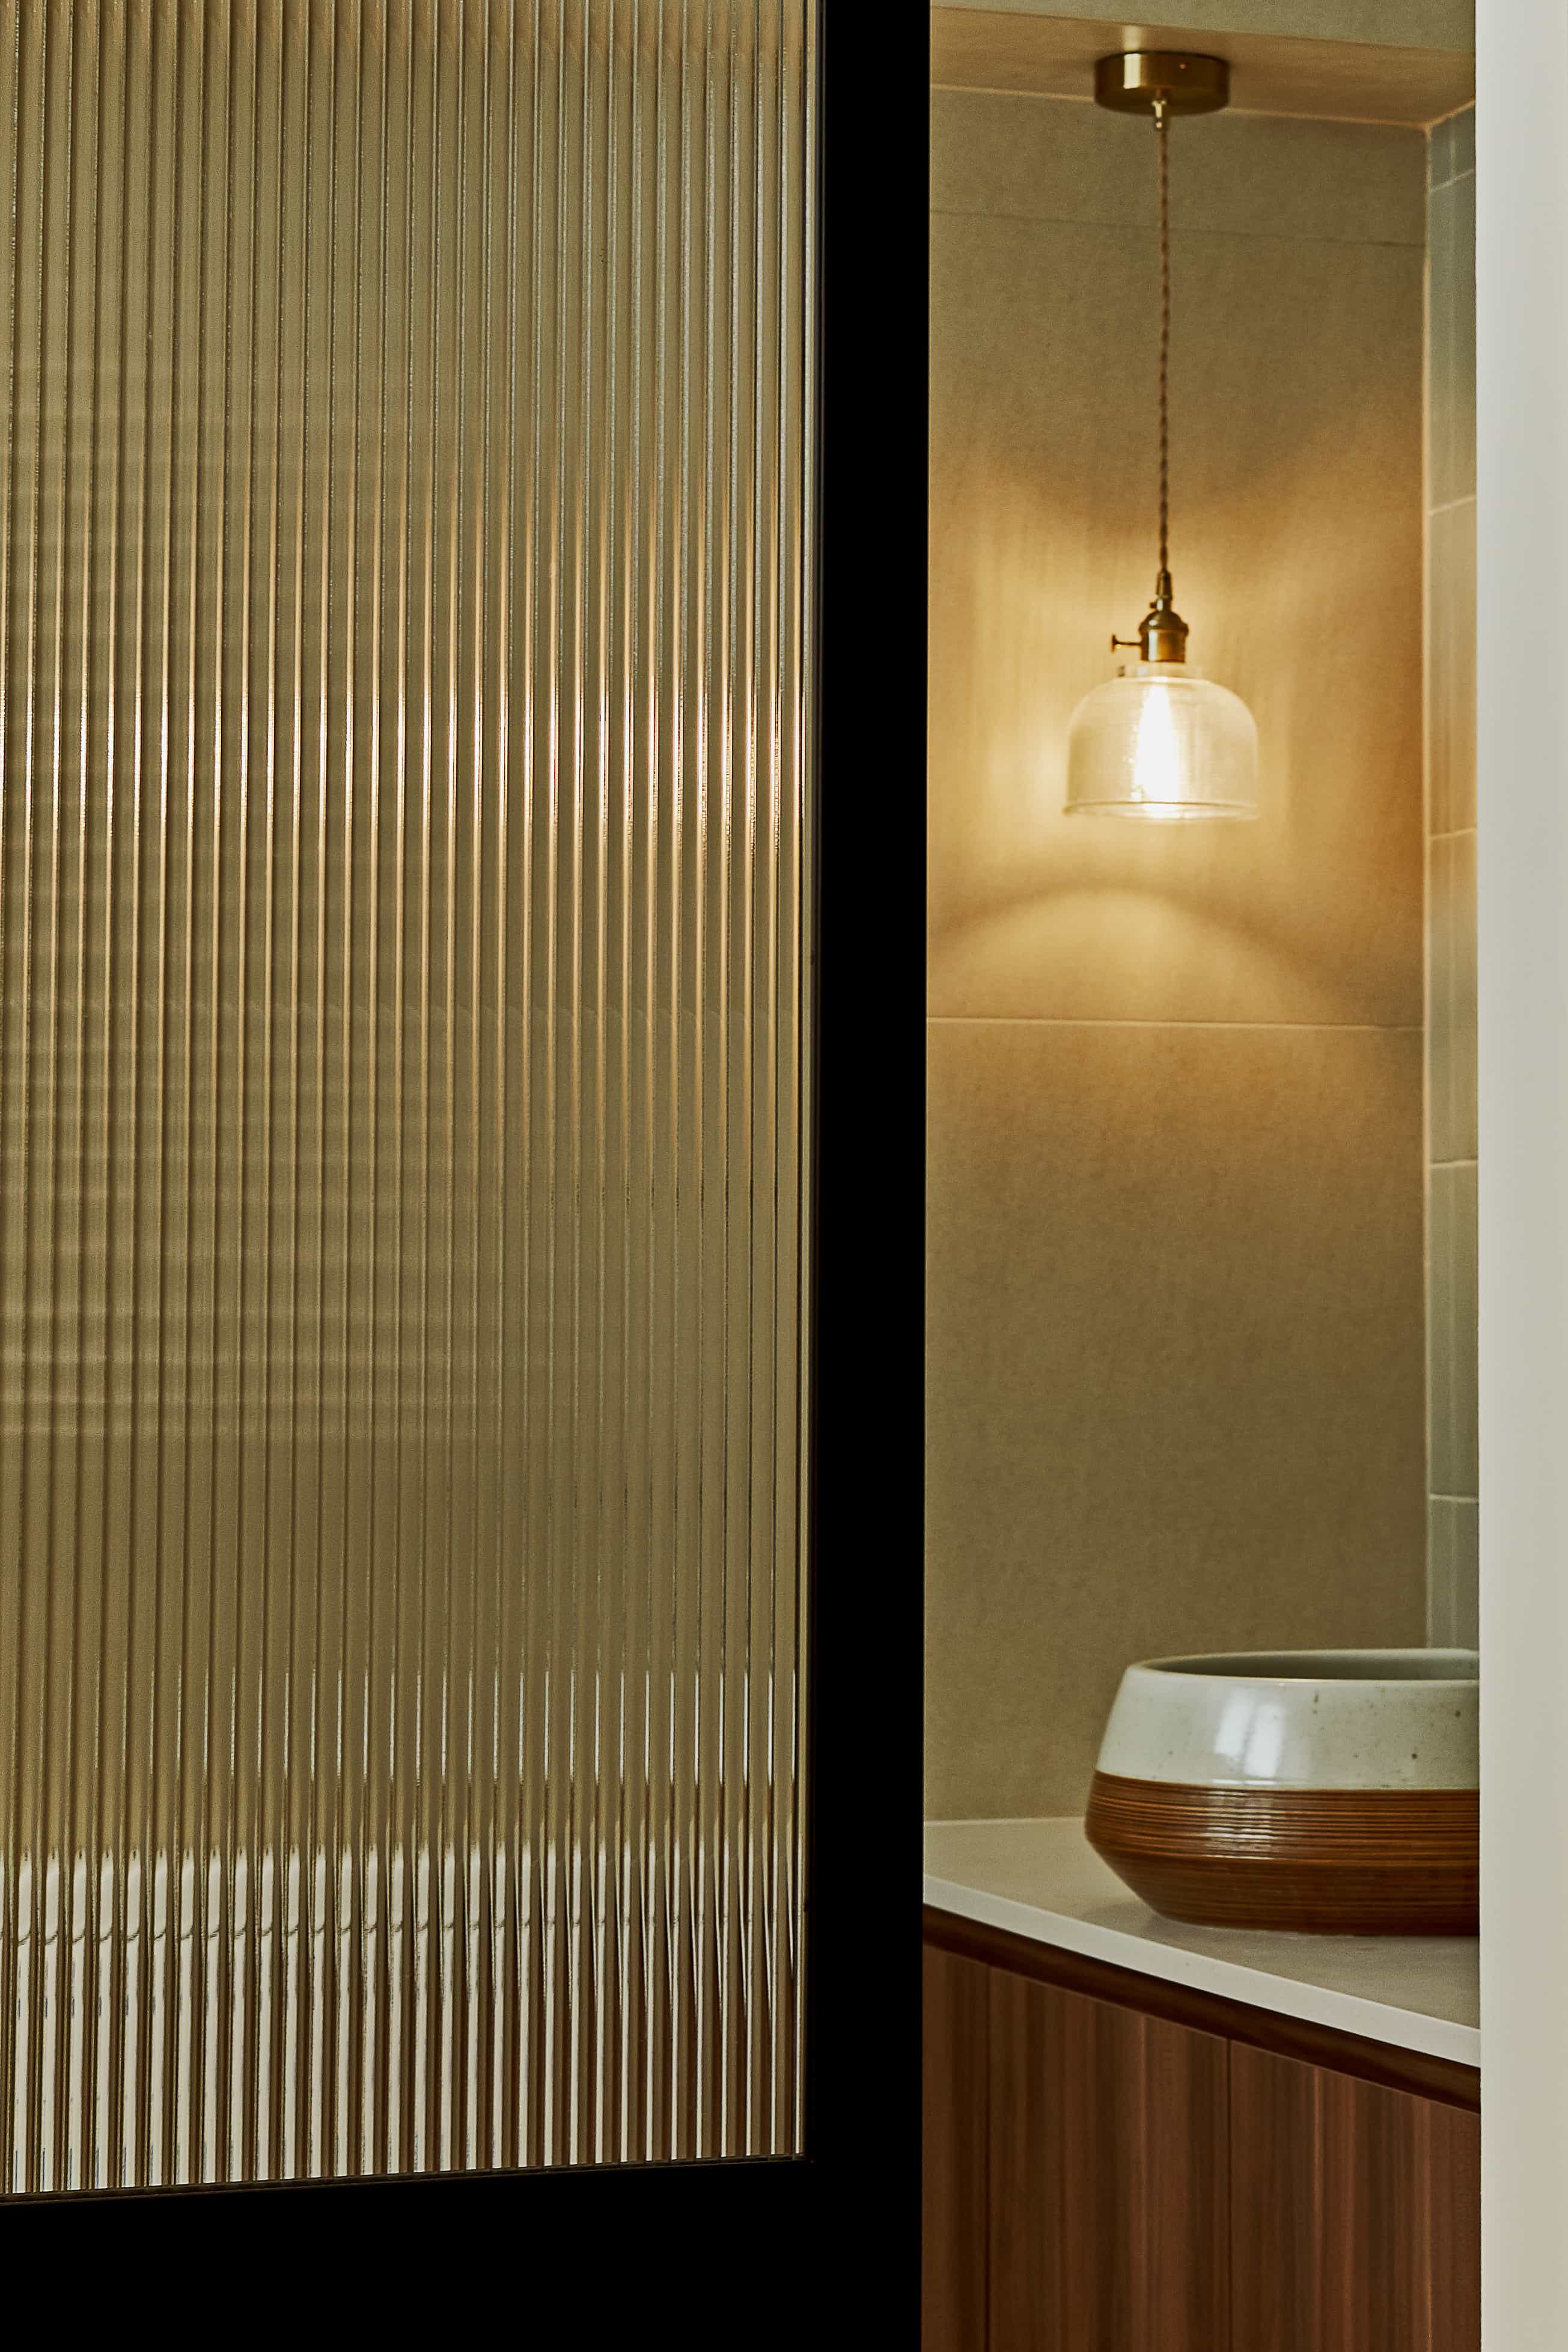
923, 1907, 1480, 2352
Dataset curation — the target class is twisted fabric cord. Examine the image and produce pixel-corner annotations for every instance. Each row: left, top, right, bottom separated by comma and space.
1155, 96, 1171, 582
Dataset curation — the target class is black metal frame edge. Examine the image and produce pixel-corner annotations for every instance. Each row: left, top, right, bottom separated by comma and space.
7, 1, 932, 2318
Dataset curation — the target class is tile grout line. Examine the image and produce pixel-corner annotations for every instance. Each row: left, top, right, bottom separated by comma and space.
926, 1015, 1424, 1034
927, 203, 1427, 252
934, 80, 1463, 139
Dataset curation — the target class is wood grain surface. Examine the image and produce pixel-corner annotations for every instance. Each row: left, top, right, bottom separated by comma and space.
924, 1943, 990, 2352
923, 1915, 1481, 2351
1230, 2042, 1480, 2352
987, 1970, 1230, 2352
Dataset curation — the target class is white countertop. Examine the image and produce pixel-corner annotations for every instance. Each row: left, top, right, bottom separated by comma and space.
924, 1816, 1480, 2071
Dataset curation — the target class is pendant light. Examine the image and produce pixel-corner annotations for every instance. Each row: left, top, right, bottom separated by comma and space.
1064, 53, 1259, 822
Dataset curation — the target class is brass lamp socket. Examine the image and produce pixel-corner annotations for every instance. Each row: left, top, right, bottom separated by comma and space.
1113, 576, 1190, 665
1094, 51, 1230, 117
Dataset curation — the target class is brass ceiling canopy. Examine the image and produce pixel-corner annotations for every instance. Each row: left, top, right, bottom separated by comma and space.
1093, 50, 1231, 118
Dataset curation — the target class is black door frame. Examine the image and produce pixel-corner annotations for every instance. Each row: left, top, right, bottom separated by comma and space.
5, 8, 929, 2316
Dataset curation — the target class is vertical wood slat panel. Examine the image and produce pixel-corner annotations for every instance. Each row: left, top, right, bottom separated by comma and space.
922, 1925, 1481, 2352
923, 1942, 990, 2352
0, 0, 814, 2193
985, 1970, 1231, 2352
1229, 2043, 1481, 2352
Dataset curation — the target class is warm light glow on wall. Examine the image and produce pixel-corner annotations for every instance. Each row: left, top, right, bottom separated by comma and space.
1063, 53, 1258, 823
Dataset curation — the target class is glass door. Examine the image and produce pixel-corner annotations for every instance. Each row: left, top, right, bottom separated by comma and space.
0, 0, 819, 2193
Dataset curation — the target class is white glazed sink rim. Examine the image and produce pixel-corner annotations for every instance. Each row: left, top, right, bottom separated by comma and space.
1094, 1647, 1480, 1792
1143, 1648, 1477, 1685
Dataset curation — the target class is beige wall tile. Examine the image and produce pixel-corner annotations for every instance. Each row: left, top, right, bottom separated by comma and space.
926, 1019, 1427, 1821
929, 203, 1424, 1025
931, 87, 1152, 231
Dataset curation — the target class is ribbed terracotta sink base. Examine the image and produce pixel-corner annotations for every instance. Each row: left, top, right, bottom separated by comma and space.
1085, 1770, 1479, 1935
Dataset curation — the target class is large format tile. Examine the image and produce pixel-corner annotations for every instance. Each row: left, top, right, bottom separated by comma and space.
932, 90, 1425, 248
925, 1019, 1427, 1821
929, 210, 1424, 1025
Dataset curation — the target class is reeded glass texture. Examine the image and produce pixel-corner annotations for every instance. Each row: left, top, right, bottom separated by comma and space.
1064, 662, 1258, 821
0, 0, 814, 2190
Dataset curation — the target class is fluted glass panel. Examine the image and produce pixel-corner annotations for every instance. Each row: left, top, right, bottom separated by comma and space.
0, 0, 813, 2191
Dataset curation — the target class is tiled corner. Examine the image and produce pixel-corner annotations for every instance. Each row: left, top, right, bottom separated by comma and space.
1450, 106, 1475, 182
1429, 106, 1475, 193
1427, 1161, 1478, 1501
1428, 112, 1454, 192
1427, 1496, 1478, 1649
1429, 828, 1477, 1165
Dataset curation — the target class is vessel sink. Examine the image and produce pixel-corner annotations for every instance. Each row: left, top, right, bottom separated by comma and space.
1085, 1649, 1478, 1935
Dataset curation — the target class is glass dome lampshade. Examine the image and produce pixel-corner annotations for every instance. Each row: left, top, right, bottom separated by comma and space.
1065, 658, 1258, 822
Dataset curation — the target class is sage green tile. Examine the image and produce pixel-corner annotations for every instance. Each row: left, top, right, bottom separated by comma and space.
1427, 1496, 1478, 1649
1428, 106, 1473, 192
1449, 106, 1475, 181
1427, 1160, 1478, 1500
1427, 170, 1475, 507
1428, 497, 1476, 837
1429, 828, 1477, 1165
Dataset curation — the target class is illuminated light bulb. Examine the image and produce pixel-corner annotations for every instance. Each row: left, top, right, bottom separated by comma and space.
1132, 671, 1180, 806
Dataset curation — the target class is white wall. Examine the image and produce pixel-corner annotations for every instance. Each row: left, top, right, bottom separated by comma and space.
1477, 1, 1568, 2341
